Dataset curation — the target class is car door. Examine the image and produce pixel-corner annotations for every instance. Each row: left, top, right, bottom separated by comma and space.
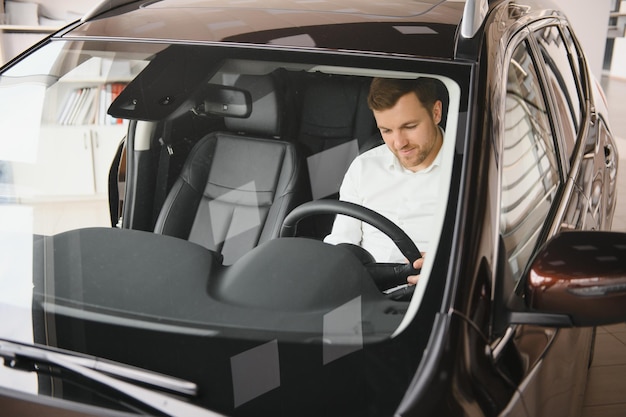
490, 21, 595, 417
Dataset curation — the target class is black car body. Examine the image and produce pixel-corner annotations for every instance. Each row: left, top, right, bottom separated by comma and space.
0, 0, 623, 416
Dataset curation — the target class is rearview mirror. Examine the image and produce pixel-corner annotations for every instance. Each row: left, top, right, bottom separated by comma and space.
201, 85, 251, 118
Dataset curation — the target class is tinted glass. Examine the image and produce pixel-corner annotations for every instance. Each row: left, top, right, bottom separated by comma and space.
501, 40, 560, 280
562, 26, 584, 93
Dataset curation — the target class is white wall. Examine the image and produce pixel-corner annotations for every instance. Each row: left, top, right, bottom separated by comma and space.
610, 1, 626, 79
551, 0, 611, 79
5, 0, 100, 22
0, 0, 102, 64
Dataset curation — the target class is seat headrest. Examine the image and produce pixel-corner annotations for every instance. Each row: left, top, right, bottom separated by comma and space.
224, 74, 282, 137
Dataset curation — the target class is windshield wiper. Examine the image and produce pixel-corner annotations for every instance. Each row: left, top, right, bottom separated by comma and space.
0, 339, 224, 417
1, 339, 197, 396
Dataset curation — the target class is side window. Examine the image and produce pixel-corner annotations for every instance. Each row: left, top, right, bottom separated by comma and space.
501, 40, 561, 281
562, 26, 584, 93
534, 25, 583, 160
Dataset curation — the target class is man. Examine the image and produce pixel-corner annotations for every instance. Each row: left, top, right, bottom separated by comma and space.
324, 77, 444, 285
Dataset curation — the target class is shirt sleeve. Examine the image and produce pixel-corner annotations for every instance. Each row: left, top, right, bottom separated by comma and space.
323, 159, 364, 246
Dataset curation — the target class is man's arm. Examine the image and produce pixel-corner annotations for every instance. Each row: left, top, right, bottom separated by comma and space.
323, 161, 363, 246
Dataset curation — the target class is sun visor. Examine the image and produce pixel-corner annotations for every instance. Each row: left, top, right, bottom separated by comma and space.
107, 45, 223, 121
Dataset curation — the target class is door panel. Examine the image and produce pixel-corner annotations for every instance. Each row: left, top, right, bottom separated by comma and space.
495, 24, 594, 416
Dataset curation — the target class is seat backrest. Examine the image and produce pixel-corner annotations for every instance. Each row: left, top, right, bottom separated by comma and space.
282, 74, 377, 238
154, 73, 308, 264
296, 74, 378, 201
297, 74, 375, 156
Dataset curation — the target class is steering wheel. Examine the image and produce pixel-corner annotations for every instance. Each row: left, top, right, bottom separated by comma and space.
280, 200, 422, 294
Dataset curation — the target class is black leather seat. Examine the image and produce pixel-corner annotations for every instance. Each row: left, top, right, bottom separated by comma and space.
296, 74, 378, 199
154, 74, 308, 264
297, 74, 377, 161
290, 74, 378, 237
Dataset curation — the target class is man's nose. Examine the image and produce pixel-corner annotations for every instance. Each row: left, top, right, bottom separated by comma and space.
392, 131, 408, 149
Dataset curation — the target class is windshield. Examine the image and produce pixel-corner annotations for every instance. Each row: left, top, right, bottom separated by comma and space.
0, 39, 468, 416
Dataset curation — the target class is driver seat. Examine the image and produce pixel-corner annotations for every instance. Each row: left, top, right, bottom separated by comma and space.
154, 73, 308, 264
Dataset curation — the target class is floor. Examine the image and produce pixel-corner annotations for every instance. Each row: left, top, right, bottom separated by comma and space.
580, 76, 626, 417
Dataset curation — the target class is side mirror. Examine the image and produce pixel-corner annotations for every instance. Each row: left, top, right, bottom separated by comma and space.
525, 231, 626, 326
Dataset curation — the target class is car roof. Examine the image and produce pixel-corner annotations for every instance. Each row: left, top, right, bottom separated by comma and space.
63, 0, 468, 60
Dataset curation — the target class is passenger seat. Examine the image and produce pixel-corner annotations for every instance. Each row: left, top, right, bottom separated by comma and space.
154, 73, 308, 264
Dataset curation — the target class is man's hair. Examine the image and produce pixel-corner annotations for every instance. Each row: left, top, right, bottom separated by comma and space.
367, 77, 440, 113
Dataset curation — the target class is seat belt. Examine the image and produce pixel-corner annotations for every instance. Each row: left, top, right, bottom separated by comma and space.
152, 121, 174, 225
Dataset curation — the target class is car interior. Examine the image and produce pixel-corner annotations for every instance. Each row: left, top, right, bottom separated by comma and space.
109, 50, 453, 268
96, 46, 461, 320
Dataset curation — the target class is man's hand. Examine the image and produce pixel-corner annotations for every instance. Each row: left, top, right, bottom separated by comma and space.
407, 255, 425, 285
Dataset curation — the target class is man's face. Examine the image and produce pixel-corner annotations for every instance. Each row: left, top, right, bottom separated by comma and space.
373, 92, 443, 172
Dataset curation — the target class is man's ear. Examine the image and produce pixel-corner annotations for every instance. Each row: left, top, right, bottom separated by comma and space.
433, 100, 443, 124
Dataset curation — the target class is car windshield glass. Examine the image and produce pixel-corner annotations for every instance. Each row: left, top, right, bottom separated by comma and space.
0, 39, 468, 416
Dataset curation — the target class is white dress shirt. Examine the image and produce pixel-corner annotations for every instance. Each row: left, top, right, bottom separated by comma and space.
324, 143, 442, 263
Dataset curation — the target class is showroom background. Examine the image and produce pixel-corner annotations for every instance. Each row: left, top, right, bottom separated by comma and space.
0, 1, 625, 416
